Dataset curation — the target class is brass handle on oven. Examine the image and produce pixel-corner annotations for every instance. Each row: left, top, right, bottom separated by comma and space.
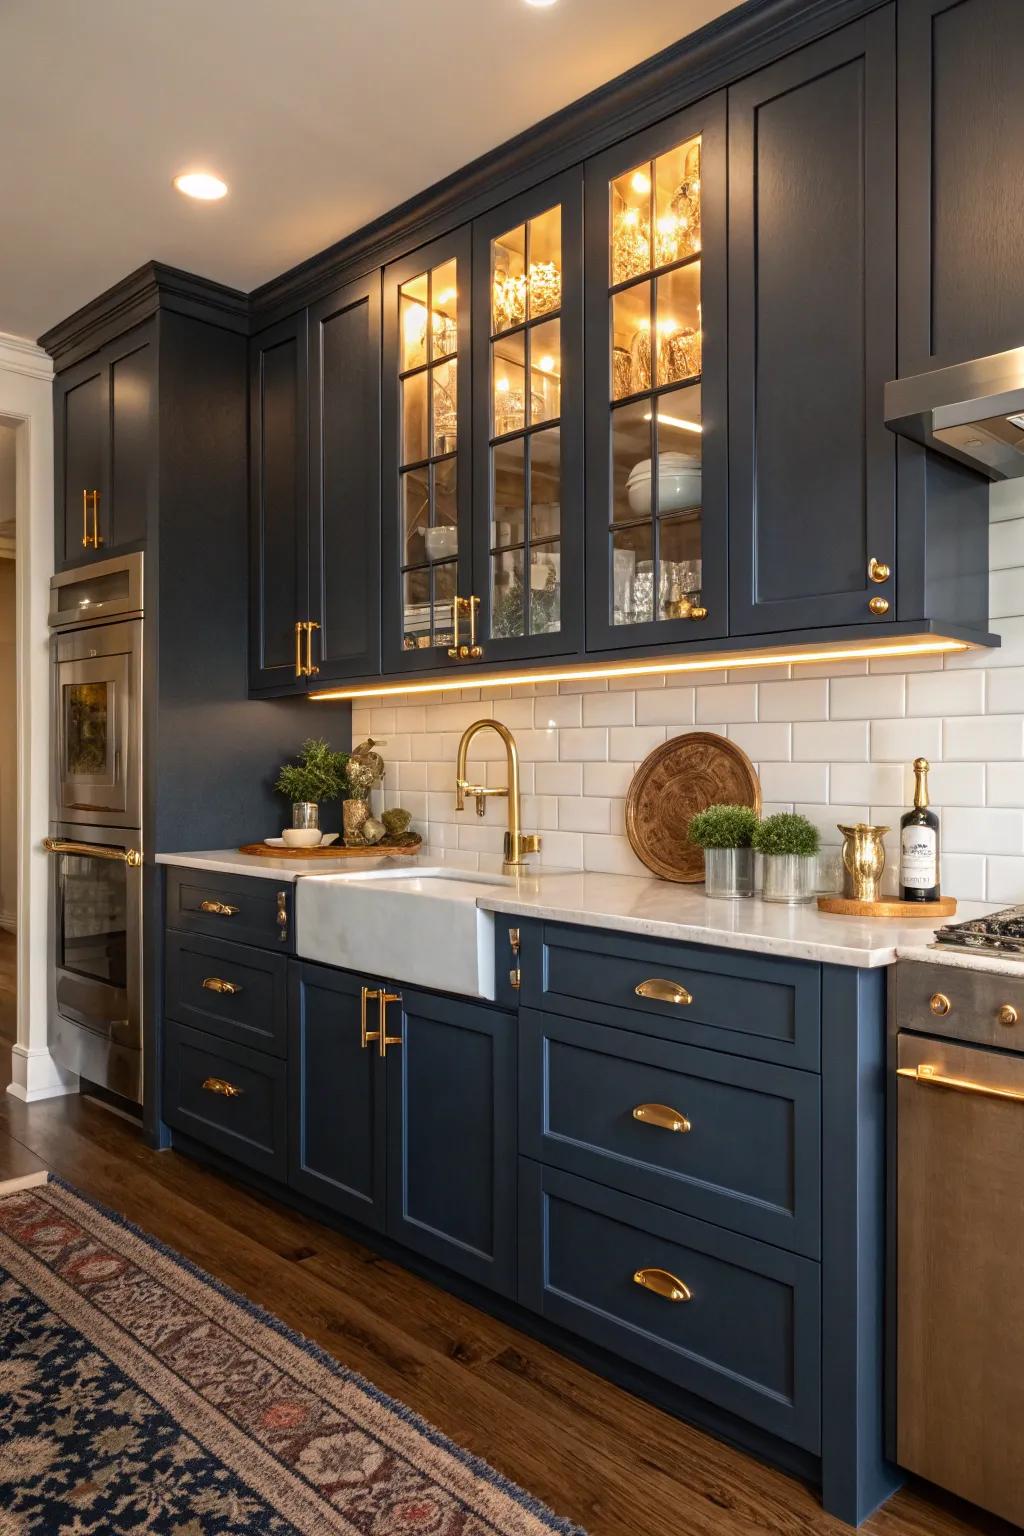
633, 1103, 691, 1134
360, 986, 381, 1049
635, 978, 692, 1006
633, 1267, 692, 1303
378, 991, 403, 1057
305, 620, 320, 677
897, 1065, 1024, 1105
199, 900, 238, 917
202, 977, 242, 996
201, 1076, 243, 1099
43, 837, 142, 867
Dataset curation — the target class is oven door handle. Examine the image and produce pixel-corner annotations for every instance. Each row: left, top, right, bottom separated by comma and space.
43, 837, 143, 868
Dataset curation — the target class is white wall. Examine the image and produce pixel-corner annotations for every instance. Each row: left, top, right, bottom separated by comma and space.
0, 333, 72, 1101
0, 557, 16, 930
346, 482, 1024, 904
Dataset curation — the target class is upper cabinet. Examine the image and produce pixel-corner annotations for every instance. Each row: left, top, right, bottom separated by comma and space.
472, 172, 584, 663
585, 98, 727, 652
381, 229, 472, 675
249, 276, 381, 694
899, 0, 1024, 376
728, 11, 897, 636
55, 325, 154, 569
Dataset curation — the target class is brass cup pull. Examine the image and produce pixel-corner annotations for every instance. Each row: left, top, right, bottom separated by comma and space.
202, 977, 241, 996
897, 1064, 1024, 1106
633, 1103, 691, 1134
378, 990, 403, 1057
634, 1267, 692, 1303
635, 978, 693, 1007
868, 557, 891, 584
998, 1004, 1019, 1028
202, 1077, 243, 1099
929, 992, 951, 1017
360, 985, 381, 1049
199, 900, 239, 917
868, 595, 890, 616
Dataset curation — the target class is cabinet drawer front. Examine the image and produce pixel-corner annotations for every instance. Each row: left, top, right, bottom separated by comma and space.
518, 1161, 821, 1452
523, 923, 820, 1069
165, 931, 287, 1057
163, 1021, 287, 1181
520, 1010, 820, 1256
165, 867, 294, 952
894, 960, 1024, 1051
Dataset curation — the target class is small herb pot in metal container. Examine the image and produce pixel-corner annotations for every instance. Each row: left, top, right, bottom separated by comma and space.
703, 846, 755, 899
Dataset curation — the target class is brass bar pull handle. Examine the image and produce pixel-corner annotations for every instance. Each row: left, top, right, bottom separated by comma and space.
467, 594, 483, 658
91, 490, 102, 549
43, 837, 142, 867
378, 991, 403, 1057
634, 1267, 692, 1303
897, 1065, 1024, 1105
276, 890, 288, 942
295, 621, 304, 678
202, 977, 242, 996
82, 489, 90, 548
635, 978, 693, 1006
305, 620, 320, 677
447, 595, 463, 659
202, 1077, 243, 1099
199, 900, 239, 917
360, 986, 381, 1049
633, 1103, 691, 1134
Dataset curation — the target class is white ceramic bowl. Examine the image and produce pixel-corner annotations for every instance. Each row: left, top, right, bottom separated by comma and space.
424, 526, 458, 562
625, 458, 702, 515
282, 828, 322, 848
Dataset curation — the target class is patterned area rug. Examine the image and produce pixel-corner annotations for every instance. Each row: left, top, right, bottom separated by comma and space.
0, 1179, 585, 1535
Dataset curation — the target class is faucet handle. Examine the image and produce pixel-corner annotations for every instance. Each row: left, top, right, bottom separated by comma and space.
520, 833, 542, 855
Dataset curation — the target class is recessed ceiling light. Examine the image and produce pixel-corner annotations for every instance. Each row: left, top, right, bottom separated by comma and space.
173, 171, 228, 201
524, 0, 559, 7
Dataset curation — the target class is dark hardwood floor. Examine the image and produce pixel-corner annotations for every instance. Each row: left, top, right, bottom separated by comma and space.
0, 1066, 1012, 1536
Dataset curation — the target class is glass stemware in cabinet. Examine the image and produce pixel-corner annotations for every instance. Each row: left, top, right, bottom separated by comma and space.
486, 206, 565, 644
606, 133, 706, 631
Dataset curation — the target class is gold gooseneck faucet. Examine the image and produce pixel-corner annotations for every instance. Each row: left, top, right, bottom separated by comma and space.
455, 719, 542, 875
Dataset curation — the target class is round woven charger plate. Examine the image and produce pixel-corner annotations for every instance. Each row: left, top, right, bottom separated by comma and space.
625, 732, 762, 883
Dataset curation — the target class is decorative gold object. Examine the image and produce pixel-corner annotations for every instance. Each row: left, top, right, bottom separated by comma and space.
198, 899, 238, 916
360, 984, 403, 1056
664, 140, 702, 261
201, 977, 242, 996
930, 992, 952, 1017
343, 797, 371, 846
431, 310, 457, 357
201, 1077, 243, 1098
625, 732, 761, 883
43, 837, 143, 867
629, 327, 652, 392
612, 346, 633, 400
448, 594, 483, 660
998, 1004, 1020, 1028
869, 595, 890, 615
627, 324, 702, 395
896, 1064, 1024, 1105
529, 259, 561, 317
817, 894, 957, 917
838, 822, 890, 903
455, 718, 542, 873
632, 1103, 691, 1133
492, 261, 562, 333
634, 978, 693, 1006
612, 207, 651, 284
633, 1267, 692, 1303
868, 557, 891, 583
493, 388, 542, 438
81, 488, 101, 550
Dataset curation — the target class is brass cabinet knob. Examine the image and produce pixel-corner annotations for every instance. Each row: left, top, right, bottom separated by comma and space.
868, 595, 890, 615
998, 1004, 1019, 1028
688, 606, 708, 621
929, 992, 951, 1017
867, 557, 891, 584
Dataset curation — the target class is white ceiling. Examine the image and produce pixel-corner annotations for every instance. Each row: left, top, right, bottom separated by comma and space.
0, 0, 737, 342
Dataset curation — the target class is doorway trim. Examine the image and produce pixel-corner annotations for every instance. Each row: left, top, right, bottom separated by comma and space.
0, 331, 78, 1100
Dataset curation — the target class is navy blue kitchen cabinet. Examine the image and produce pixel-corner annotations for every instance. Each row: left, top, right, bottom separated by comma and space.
288, 961, 388, 1231
387, 988, 517, 1296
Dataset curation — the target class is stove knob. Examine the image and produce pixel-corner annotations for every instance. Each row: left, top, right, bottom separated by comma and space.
998, 1004, 1019, 1028
929, 992, 951, 1017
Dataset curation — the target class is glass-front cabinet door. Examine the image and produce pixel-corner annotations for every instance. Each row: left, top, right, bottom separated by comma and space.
382, 229, 472, 674
584, 94, 727, 652
472, 171, 583, 662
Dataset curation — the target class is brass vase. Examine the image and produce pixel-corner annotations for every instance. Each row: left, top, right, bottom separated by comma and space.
343, 797, 371, 847
838, 823, 890, 903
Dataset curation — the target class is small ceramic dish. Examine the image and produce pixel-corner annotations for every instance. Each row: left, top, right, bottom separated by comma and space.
264, 832, 340, 849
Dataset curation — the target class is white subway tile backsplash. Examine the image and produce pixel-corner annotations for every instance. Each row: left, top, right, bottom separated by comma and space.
830, 674, 905, 720
908, 669, 985, 717
581, 834, 649, 875
535, 762, 583, 796
558, 727, 610, 761
609, 726, 667, 761
558, 796, 611, 833
695, 683, 757, 723
944, 715, 1024, 761
727, 722, 792, 761
940, 854, 987, 902
635, 689, 697, 726
758, 678, 829, 722
583, 691, 636, 726
942, 807, 1024, 856
991, 516, 1024, 570
829, 762, 905, 806
583, 762, 635, 797
538, 830, 585, 867
871, 717, 942, 763
926, 762, 987, 807
988, 762, 1024, 808
985, 668, 1024, 713
534, 694, 583, 729
758, 762, 829, 803
793, 721, 868, 761
986, 856, 1024, 904
990, 567, 1024, 620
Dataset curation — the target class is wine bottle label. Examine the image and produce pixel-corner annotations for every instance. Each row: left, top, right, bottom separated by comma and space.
901, 827, 937, 890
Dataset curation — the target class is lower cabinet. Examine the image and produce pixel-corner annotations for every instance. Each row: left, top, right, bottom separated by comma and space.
163, 1019, 288, 1182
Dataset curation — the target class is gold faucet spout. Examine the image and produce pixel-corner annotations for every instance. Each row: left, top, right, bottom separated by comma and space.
454, 720, 541, 873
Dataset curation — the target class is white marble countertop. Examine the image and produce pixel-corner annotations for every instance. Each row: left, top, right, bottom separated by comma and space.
157, 849, 1010, 970
895, 942, 1024, 979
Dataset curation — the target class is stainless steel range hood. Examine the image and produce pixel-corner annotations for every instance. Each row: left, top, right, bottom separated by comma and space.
885, 346, 1024, 480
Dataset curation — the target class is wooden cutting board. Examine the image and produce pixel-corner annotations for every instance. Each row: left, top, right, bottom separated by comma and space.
625, 733, 761, 883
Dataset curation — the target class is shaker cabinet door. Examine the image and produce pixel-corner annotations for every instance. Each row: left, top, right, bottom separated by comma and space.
728, 11, 897, 635
899, 0, 1024, 375
381, 228, 474, 676
471, 170, 584, 663
58, 359, 108, 567
584, 94, 728, 653
387, 988, 516, 1296
289, 962, 387, 1230
308, 274, 382, 683
249, 314, 309, 693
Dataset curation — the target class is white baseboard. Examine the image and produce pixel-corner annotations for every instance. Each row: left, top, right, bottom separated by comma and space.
6, 1044, 78, 1102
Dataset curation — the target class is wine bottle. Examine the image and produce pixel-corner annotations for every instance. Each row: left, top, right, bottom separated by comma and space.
900, 757, 940, 902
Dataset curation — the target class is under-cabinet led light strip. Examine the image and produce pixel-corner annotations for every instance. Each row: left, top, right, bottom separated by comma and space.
308, 637, 970, 703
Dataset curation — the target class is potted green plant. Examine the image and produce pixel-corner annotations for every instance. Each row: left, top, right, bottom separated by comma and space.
752, 812, 820, 904
688, 805, 758, 899
275, 739, 350, 835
